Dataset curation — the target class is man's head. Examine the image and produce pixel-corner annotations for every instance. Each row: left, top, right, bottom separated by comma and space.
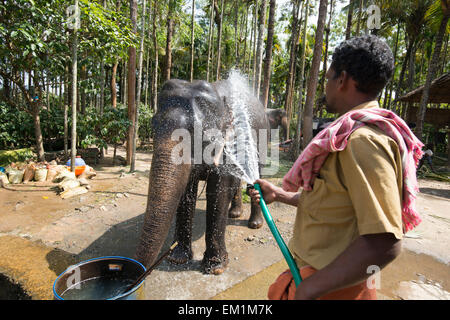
325, 35, 394, 115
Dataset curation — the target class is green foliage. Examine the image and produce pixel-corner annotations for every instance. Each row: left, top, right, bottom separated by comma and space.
0, 102, 34, 149
78, 105, 131, 150
0, 148, 36, 167
138, 104, 154, 142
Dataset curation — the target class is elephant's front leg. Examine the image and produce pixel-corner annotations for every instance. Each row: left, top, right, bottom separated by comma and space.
202, 172, 237, 275
167, 173, 199, 265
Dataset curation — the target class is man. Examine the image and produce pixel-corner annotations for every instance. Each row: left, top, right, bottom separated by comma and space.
418, 143, 436, 173
249, 35, 424, 300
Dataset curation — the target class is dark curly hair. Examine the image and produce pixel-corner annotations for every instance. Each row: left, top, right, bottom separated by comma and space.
331, 35, 394, 96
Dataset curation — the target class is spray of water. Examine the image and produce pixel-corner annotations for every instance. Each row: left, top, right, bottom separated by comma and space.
223, 70, 260, 184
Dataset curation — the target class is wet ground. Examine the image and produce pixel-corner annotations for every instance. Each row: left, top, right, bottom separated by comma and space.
0, 146, 449, 300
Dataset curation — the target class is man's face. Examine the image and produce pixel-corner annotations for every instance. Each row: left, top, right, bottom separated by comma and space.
324, 65, 340, 114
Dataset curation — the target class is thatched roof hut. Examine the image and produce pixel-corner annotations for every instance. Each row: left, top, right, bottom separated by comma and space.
396, 73, 450, 129
397, 72, 450, 104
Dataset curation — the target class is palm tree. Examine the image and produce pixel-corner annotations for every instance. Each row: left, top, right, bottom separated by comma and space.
294, 0, 310, 156
206, 0, 215, 82
254, 0, 267, 97
262, 0, 277, 109
416, 0, 450, 141
131, 0, 147, 172
70, 0, 79, 171
216, 0, 224, 81
151, 0, 159, 112
127, 0, 137, 165
190, 0, 195, 82
302, 0, 328, 149
284, 0, 302, 140
163, 0, 175, 82
345, 0, 354, 39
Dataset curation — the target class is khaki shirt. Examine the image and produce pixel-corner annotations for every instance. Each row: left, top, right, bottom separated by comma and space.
288, 101, 404, 270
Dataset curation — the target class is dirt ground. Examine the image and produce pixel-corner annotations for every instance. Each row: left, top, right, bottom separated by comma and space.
0, 146, 449, 300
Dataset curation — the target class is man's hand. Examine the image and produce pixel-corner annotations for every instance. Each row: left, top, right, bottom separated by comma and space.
249, 179, 280, 205
249, 179, 301, 207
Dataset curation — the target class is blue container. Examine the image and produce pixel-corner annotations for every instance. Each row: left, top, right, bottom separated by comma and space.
53, 256, 146, 300
66, 156, 86, 167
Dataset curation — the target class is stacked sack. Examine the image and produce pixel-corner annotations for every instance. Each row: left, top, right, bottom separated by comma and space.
0, 160, 96, 198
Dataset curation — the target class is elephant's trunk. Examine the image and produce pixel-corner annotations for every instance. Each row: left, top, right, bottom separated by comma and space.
135, 139, 191, 268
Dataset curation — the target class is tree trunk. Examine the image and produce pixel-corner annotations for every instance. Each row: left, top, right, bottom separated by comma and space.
317, 0, 334, 117
163, 0, 175, 82
254, 0, 267, 98
302, 0, 328, 149
70, 0, 79, 172
190, 0, 195, 82
206, 0, 215, 82
80, 65, 86, 114
262, 0, 276, 109
216, 0, 224, 81
355, 0, 362, 36
111, 61, 118, 108
345, 0, 354, 39
145, 1, 152, 108
393, 38, 415, 114
64, 65, 69, 157
247, 3, 255, 74
234, 0, 239, 65
283, 0, 301, 140
416, 10, 449, 141
385, 24, 400, 111
32, 103, 45, 162
294, 0, 310, 157
251, 0, 258, 88
127, 0, 138, 165
242, 3, 249, 72
152, 0, 159, 112
131, 0, 147, 172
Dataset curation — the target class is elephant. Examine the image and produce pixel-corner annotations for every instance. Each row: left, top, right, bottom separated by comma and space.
266, 108, 288, 141
135, 78, 270, 275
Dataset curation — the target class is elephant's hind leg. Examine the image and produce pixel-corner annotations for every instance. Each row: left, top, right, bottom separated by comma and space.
167, 173, 199, 265
228, 183, 243, 219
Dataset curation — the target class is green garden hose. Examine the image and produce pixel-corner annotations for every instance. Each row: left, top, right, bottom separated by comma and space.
254, 183, 302, 286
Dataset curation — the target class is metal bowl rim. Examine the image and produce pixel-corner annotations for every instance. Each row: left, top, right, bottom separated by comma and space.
53, 256, 146, 300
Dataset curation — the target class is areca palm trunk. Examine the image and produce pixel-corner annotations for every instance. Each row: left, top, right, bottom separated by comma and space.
131, 0, 147, 172
284, 0, 301, 140
163, 0, 175, 82
127, 0, 137, 165
70, 0, 79, 172
294, 0, 310, 157
151, 0, 159, 112
416, 1, 449, 141
345, 0, 354, 39
206, 0, 215, 82
254, 0, 267, 98
262, 0, 276, 109
302, 0, 328, 149
216, 0, 224, 81
190, 0, 195, 82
